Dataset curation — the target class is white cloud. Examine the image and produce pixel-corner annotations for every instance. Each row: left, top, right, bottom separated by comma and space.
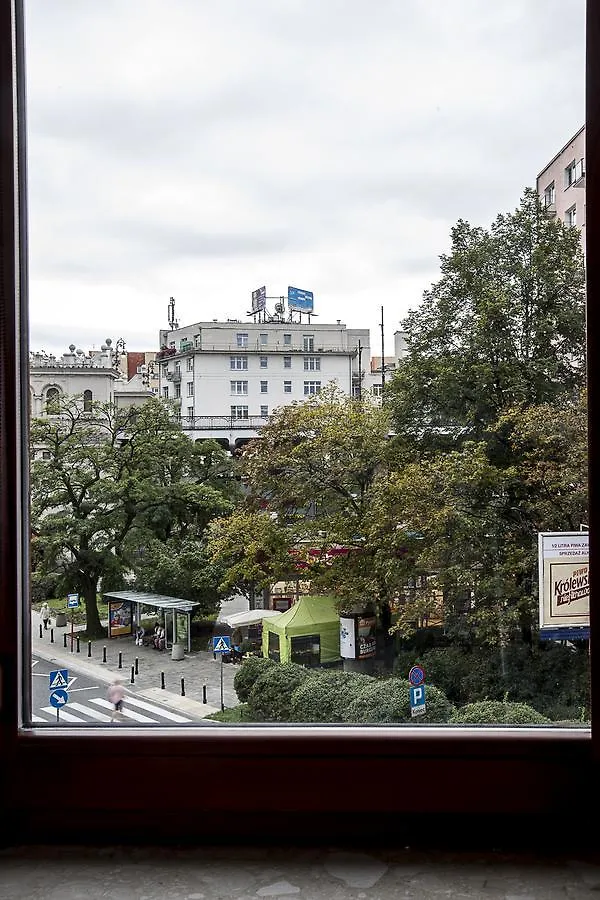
25, 0, 585, 356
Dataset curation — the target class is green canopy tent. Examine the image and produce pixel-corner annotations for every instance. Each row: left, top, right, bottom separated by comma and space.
261, 595, 340, 667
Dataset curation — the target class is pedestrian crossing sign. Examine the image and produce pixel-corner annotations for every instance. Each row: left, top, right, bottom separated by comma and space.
49, 669, 69, 690
212, 636, 231, 653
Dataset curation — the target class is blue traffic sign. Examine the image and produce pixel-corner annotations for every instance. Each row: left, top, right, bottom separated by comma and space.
49, 669, 69, 690
49, 689, 69, 708
410, 685, 426, 717
213, 635, 231, 653
408, 665, 425, 686
287, 286, 314, 313
67, 593, 79, 608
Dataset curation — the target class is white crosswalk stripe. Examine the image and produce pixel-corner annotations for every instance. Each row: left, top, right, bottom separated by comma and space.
33, 694, 194, 725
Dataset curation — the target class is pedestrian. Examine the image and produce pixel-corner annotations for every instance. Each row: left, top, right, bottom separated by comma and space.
40, 602, 50, 630
135, 624, 145, 647
107, 678, 126, 722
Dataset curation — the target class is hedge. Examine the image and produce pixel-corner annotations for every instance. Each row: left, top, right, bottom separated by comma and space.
449, 700, 551, 725
343, 677, 454, 724
289, 671, 375, 723
247, 662, 310, 722
233, 656, 276, 703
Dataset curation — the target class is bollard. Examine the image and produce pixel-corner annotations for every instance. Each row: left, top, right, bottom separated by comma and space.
63, 633, 67, 649
160, 671, 165, 690
39, 624, 43, 639
202, 684, 207, 704
181, 678, 185, 697
102, 646, 107, 664
130, 665, 135, 685
135, 657, 139, 675
50, 628, 54, 644
88, 641, 92, 658
118, 651, 122, 669
76, 636, 80, 653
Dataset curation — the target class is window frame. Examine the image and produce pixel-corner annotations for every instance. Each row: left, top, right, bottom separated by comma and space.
1, 0, 599, 846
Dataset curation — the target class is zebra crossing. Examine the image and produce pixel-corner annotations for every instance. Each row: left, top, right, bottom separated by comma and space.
32, 693, 194, 725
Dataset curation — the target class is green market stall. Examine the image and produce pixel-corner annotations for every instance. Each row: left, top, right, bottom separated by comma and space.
261, 595, 340, 667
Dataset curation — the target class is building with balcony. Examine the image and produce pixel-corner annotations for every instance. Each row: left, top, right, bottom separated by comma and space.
157, 317, 372, 450
536, 124, 586, 253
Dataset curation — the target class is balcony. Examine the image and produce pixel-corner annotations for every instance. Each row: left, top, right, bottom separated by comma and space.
172, 370, 182, 383
543, 200, 557, 217
180, 342, 194, 352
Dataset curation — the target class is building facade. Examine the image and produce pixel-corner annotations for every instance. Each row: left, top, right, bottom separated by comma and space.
536, 125, 586, 252
157, 318, 371, 449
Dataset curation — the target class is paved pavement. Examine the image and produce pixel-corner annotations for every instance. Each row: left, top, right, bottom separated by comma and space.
32, 615, 241, 720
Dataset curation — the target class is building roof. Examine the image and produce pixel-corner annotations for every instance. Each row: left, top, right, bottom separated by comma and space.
103, 590, 199, 613
536, 124, 586, 181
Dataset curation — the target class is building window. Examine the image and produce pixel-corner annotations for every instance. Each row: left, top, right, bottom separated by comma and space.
45, 387, 60, 414
230, 356, 248, 370
194, 333, 201, 348
303, 335, 314, 352
260, 405, 268, 417
236, 333, 249, 348
283, 334, 292, 345
304, 380, 321, 395
187, 382, 194, 397
304, 356, 321, 371
283, 356, 292, 368
187, 357, 193, 372
566, 205, 577, 227
174, 383, 181, 399
260, 333, 268, 345
283, 381, 292, 393
260, 380, 268, 393
260, 356, 268, 368
544, 182, 555, 207
372, 384, 383, 397
187, 406, 194, 418
83, 389, 92, 413
162, 387, 169, 399
230, 405, 249, 420
565, 158, 585, 187
230, 380, 248, 395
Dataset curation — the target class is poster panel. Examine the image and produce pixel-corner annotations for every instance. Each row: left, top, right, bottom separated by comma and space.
538, 532, 589, 631
357, 615, 377, 659
339, 616, 356, 659
108, 600, 133, 638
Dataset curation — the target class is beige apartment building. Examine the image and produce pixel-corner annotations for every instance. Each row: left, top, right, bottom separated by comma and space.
536, 124, 586, 252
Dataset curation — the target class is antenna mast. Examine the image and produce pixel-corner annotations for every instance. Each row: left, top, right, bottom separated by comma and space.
168, 297, 179, 331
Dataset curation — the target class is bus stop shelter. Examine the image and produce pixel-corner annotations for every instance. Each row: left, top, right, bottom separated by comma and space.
103, 590, 199, 652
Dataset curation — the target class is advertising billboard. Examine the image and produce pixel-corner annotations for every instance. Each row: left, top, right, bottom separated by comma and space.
287, 286, 314, 313
108, 600, 133, 638
339, 616, 356, 659
538, 531, 589, 634
339, 614, 377, 659
251, 286, 266, 312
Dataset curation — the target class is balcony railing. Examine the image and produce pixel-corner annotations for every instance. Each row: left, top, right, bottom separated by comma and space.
177, 415, 268, 431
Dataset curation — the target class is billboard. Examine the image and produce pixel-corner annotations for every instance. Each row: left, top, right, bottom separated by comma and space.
251, 286, 266, 312
339, 614, 377, 659
108, 600, 133, 638
288, 286, 314, 313
538, 531, 589, 632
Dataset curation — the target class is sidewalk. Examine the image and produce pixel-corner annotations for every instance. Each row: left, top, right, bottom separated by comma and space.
32, 618, 240, 718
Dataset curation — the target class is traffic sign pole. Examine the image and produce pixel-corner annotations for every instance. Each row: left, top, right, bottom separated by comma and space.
220, 654, 224, 712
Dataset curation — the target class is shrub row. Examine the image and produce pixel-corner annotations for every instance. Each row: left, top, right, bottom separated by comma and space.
234, 656, 560, 725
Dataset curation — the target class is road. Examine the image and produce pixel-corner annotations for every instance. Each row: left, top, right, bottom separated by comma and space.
31, 655, 204, 726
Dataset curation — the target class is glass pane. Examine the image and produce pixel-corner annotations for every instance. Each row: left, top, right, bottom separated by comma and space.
27, 1, 587, 730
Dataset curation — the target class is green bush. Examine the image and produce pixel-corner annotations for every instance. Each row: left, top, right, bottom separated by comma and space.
233, 656, 276, 703
247, 663, 309, 722
289, 671, 375, 723
343, 677, 454, 724
450, 701, 551, 725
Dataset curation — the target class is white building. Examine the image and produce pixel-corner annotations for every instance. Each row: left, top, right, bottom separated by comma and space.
157, 318, 371, 450
536, 125, 586, 253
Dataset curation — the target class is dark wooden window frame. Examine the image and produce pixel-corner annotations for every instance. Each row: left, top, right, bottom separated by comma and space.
1, 0, 599, 847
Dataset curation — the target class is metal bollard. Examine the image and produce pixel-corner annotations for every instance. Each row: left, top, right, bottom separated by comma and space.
202, 684, 207, 704
135, 657, 139, 675
118, 651, 122, 669
39, 624, 43, 639
63, 633, 67, 649
181, 678, 185, 697
130, 665, 135, 685
102, 646, 107, 664
50, 628, 54, 644
88, 641, 92, 658
76, 636, 80, 653
160, 671, 165, 690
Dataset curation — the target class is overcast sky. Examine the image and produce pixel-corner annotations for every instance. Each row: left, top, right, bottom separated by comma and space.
25, 0, 585, 357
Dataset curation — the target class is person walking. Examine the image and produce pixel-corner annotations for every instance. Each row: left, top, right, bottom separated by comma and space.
40, 602, 50, 630
107, 678, 126, 722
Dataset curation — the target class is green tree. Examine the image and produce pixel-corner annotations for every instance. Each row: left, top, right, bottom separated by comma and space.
30, 398, 235, 635
387, 189, 585, 462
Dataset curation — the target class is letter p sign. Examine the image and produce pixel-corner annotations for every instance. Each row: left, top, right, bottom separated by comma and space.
410, 685, 426, 717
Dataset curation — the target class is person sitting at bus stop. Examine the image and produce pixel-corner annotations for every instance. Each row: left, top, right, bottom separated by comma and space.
135, 624, 145, 647
153, 625, 165, 651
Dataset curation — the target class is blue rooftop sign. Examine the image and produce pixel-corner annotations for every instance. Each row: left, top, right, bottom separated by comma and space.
288, 286, 314, 313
